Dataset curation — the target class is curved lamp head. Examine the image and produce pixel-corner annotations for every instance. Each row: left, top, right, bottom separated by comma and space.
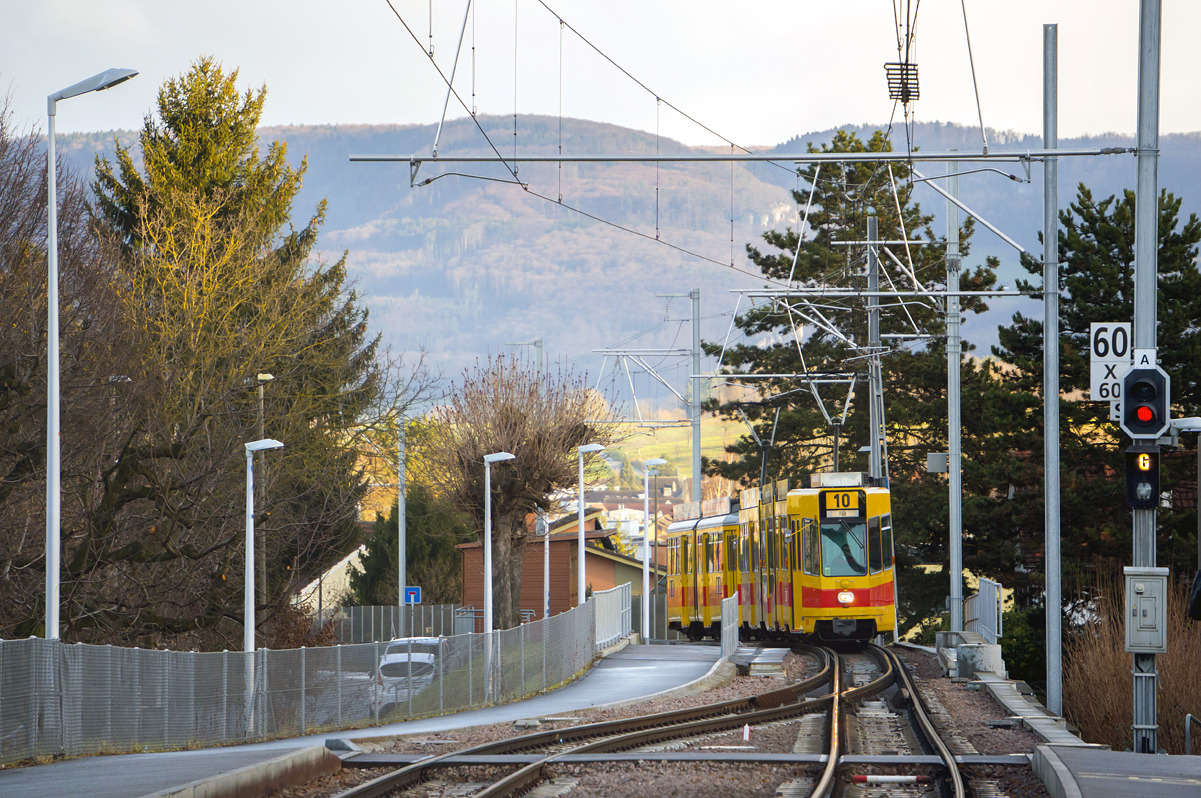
577, 443, 605, 455
246, 438, 284, 453
646, 458, 667, 469
49, 68, 138, 109
484, 451, 515, 464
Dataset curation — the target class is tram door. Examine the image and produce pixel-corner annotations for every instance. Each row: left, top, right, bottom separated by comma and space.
758, 482, 774, 628
690, 523, 701, 626
774, 480, 791, 629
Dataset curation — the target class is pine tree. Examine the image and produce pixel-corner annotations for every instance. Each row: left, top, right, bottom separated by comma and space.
993, 184, 1201, 579
705, 130, 1005, 633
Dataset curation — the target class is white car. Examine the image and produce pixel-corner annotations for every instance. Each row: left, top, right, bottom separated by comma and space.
372, 637, 444, 713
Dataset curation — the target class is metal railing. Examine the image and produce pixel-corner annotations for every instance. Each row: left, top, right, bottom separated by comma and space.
0, 589, 630, 765
593, 583, 632, 649
963, 577, 1003, 644
720, 595, 738, 658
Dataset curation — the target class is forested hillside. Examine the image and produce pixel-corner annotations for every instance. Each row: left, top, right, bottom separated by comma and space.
58, 118, 1201, 382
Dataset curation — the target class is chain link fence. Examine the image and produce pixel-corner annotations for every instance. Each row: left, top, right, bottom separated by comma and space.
0, 591, 630, 765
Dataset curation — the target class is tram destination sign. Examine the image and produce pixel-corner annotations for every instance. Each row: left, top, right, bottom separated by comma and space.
1089, 322, 1133, 405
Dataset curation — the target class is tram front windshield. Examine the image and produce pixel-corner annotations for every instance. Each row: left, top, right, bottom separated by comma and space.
820, 520, 868, 577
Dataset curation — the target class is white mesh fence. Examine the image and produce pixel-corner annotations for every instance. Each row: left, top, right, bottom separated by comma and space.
0, 591, 627, 765
317, 604, 466, 643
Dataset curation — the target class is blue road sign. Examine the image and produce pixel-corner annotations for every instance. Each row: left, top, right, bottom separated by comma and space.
404, 586, 422, 604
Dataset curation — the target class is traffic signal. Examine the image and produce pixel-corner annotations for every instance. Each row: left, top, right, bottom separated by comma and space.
1125, 444, 1160, 510
1120, 366, 1170, 439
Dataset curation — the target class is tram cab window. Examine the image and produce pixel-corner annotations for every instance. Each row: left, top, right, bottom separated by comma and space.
820, 521, 868, 577
881, 514, 894, 570
802, 519, 819, 575
868, 516, 884, 574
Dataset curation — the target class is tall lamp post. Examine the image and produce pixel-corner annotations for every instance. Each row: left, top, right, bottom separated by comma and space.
45, 67, 138, 640
577, 443, 605, 606
642, 459, 666, 641
483, 451, 515, 701
254, 373, 274, 610
244, 439, 283, 652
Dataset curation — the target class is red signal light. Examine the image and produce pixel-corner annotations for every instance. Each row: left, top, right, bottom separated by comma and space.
1136, 405, 1154, 423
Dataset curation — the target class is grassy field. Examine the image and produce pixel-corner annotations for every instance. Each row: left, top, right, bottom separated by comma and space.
608, 414, 746, 480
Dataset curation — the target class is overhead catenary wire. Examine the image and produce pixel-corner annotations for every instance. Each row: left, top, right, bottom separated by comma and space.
960, 0, 989, 153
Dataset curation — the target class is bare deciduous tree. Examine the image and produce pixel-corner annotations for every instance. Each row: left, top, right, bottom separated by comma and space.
414, 356, 620, 629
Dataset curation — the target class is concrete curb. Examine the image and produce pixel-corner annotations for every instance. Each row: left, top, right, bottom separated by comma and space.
1031, 745, 1084, 798
141, 745, 340, 798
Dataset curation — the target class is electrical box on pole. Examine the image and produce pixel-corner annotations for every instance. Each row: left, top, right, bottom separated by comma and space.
1120, 366, 1170, 439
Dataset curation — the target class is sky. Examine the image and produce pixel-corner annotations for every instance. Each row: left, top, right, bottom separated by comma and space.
4, 1, 1201, 146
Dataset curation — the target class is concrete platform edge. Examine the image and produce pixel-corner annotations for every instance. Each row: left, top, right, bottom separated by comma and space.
1031, 745, 1083, 798
140, 745, 340, 798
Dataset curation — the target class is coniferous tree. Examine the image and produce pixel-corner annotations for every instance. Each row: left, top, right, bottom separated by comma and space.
347, 482, 473, 607
62, 57, 425, 649
993, 184, 1201, 580
705, 130, 1007, 633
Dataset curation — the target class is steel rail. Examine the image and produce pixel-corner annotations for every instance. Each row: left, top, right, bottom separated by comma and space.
872, 644, 966, 798
809, 649, 843, 798
334, 646, 833, 798
474, 652, 839, 798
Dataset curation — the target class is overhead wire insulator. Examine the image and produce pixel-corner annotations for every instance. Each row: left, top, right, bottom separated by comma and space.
884, 62, 920, 104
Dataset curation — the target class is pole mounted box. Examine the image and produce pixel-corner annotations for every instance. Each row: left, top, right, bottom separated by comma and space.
1124, 566, 1169, 653
1120, 365, 1170, 439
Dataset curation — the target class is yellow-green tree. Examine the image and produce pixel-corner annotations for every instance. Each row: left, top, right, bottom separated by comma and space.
72, 58, 426, 649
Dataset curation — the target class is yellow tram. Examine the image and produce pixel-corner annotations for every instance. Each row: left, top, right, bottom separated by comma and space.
666, 472, 896, 641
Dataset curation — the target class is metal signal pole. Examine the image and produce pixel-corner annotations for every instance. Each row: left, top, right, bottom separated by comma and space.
1043, 23, 1064, 718
1131, 0, 1162, 754
947, 164, 964, 634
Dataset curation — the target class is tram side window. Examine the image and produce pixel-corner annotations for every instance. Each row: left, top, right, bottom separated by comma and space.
681, 537, 690, 575
802, 518, 820, 575
727, 535, 737, 572
881, 513, 894, 570
750, 525, 759, 571
868, 516, 883, 573
789, 519, 801, 570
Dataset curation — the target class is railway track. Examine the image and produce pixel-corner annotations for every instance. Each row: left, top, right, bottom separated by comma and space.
333, 645, 981, 798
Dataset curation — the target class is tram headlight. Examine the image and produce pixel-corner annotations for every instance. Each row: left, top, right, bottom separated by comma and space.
837, 590, 855, 606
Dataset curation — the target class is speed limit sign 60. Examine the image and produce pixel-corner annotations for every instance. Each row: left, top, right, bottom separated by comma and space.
1090, 322, 1132, 402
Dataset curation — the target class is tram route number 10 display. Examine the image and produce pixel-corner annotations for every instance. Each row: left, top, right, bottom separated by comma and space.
824, 490, 859, 519
1089, 322, 1132, 404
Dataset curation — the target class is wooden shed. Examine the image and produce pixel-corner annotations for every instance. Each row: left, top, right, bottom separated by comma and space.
457, 511, 663, 629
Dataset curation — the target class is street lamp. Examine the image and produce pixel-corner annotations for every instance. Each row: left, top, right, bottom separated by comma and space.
245, 438, 283, 652
254, 374, 274, 609
45, 67, 137, 641
483, 451, 514, 703
577, 443, 605, 606
642, 459, 666, 641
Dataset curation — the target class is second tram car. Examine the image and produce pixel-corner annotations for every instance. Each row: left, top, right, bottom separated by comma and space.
666, 472, 896, 641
